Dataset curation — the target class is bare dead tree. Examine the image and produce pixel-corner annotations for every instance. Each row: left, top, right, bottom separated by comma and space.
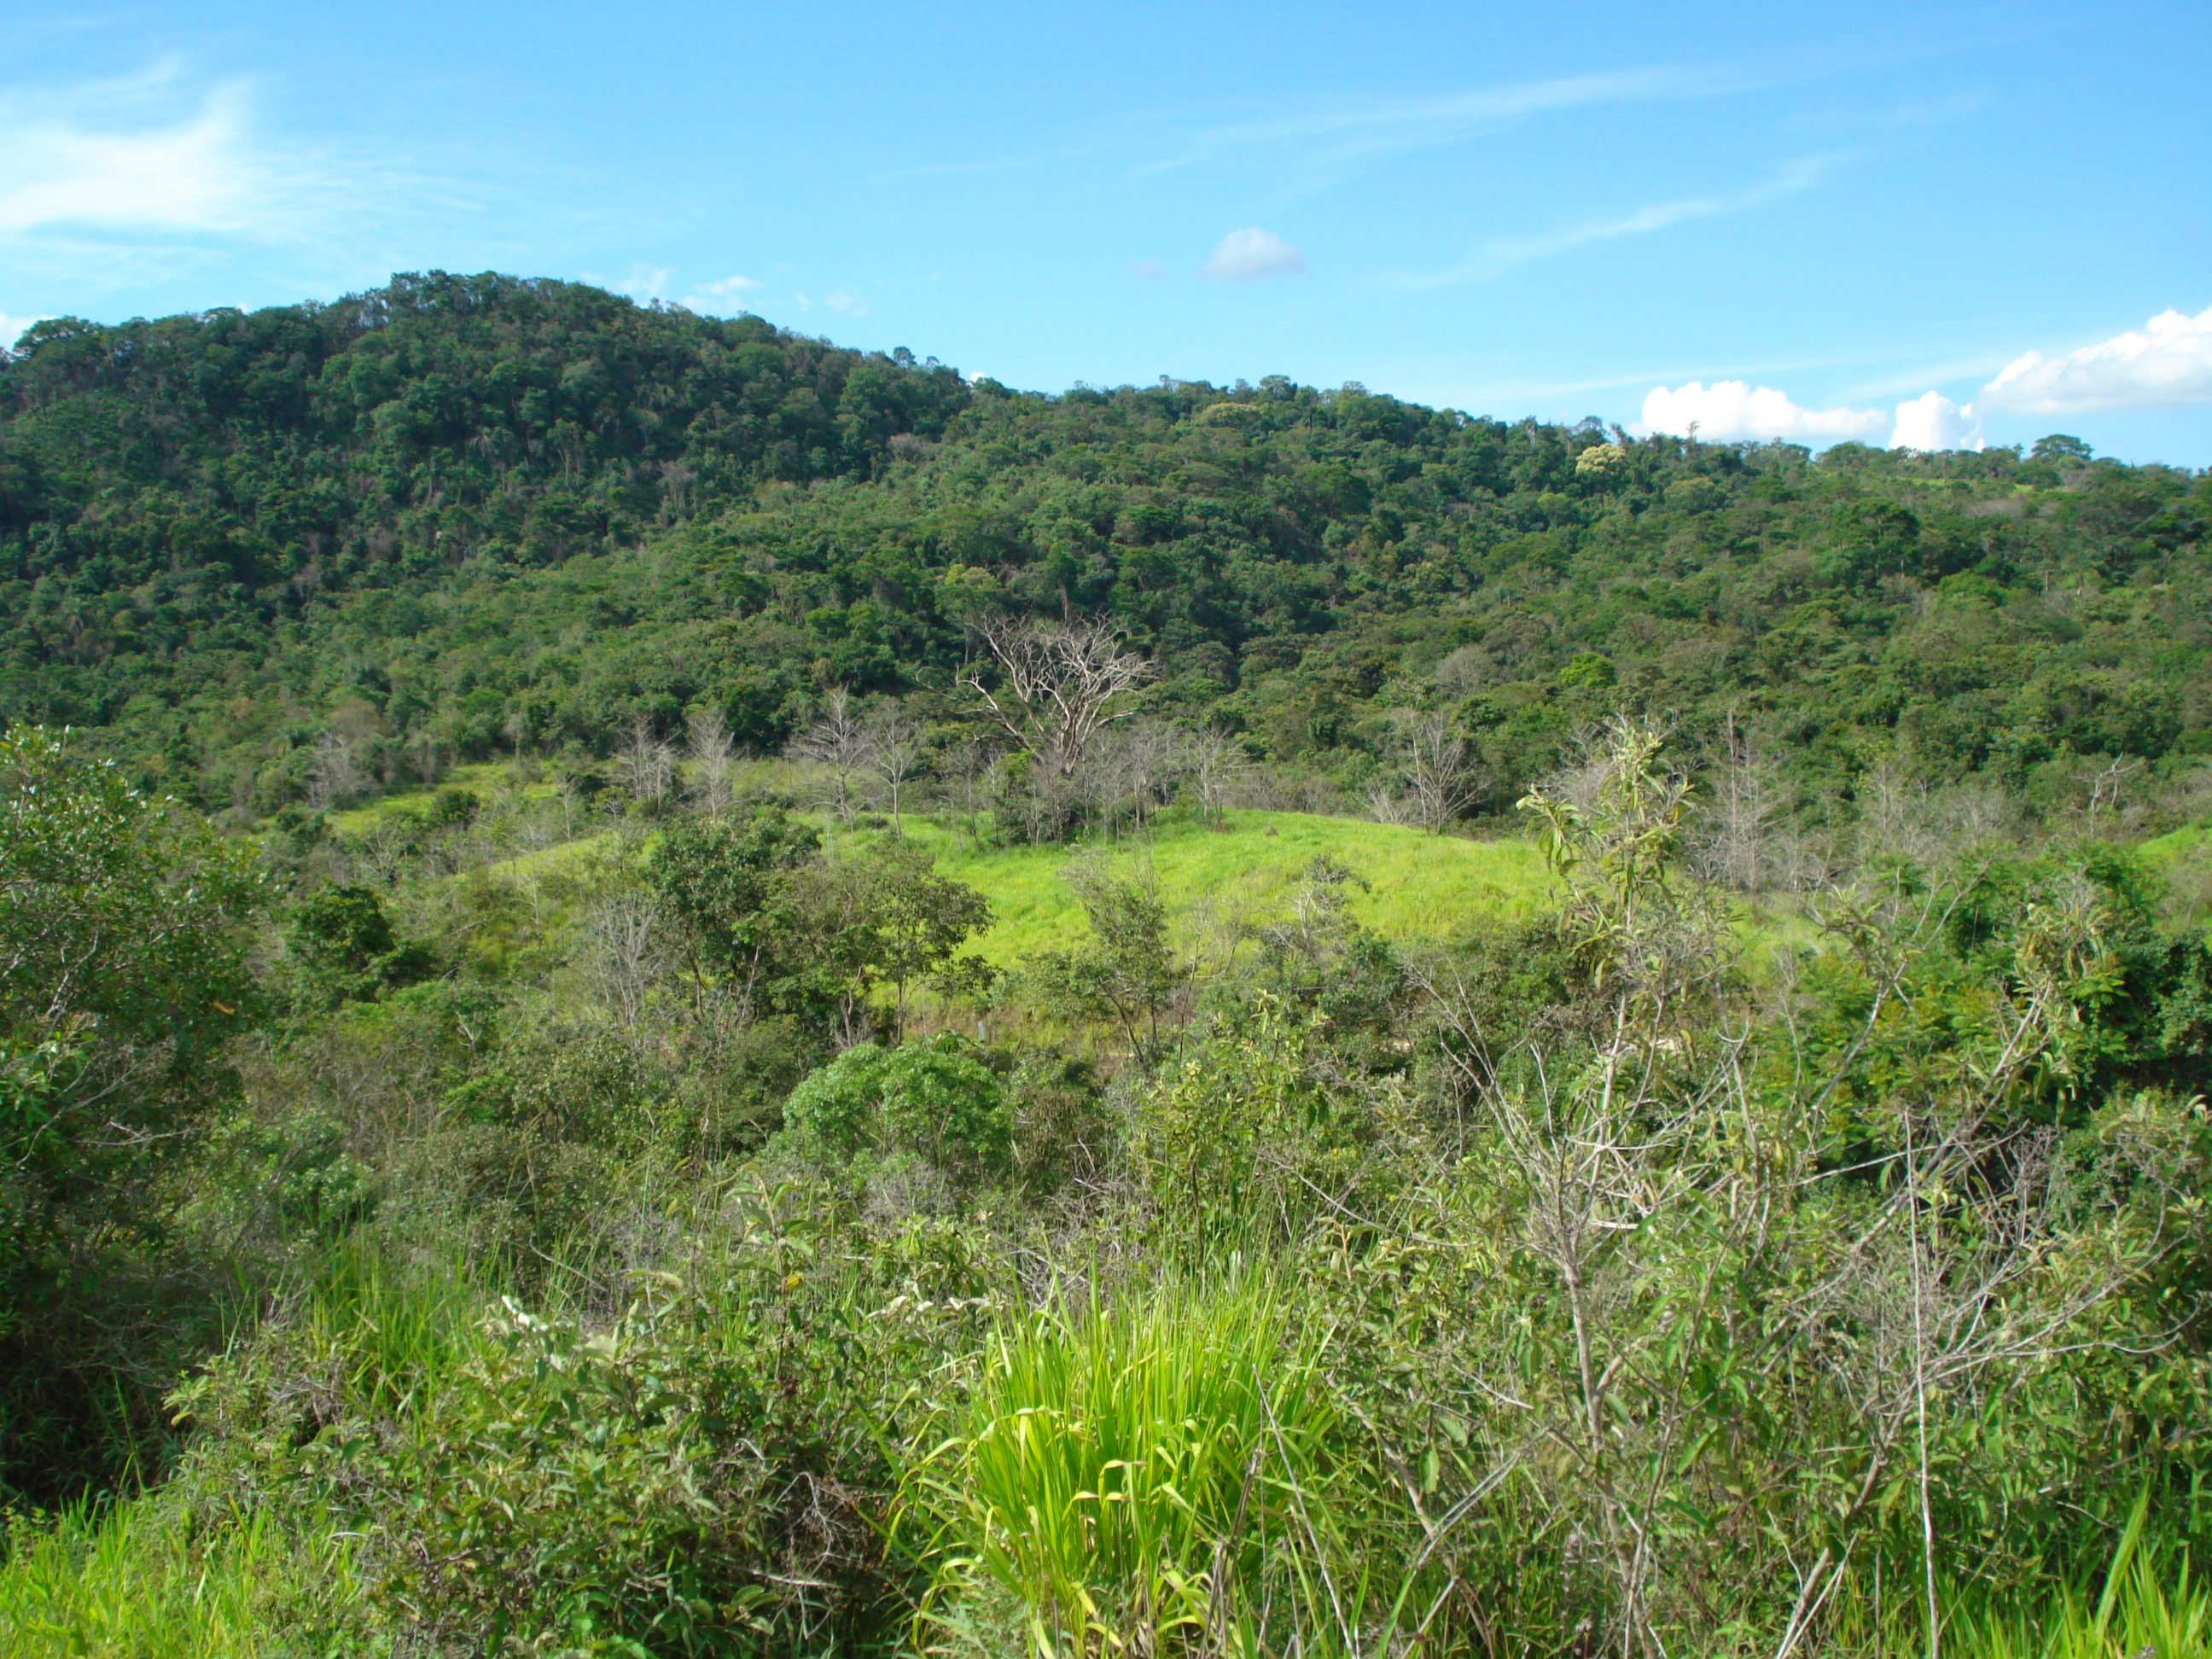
684, 706, 737, 816
1099, 719, 1175, 840
1693, 713, 1781, 894
582, 892, 671, 1028
944, 736, 997, 844
1430, 642, 1497, 698
2081, 754, 2145, 838
1179, 725, 1251, 830
614, 717, 675, 806
786, 688, 871, 825
1393, 710, 1484, 835
958, 619, 1154, 837
863, 705, 925, 834
305, 731, 370, 812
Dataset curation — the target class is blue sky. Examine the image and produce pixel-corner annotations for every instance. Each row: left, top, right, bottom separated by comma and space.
3, 0, 2209, 462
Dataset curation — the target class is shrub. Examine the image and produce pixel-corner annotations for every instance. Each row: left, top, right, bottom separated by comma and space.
284, 884, 438, 1010
1134, 996, 1393, 1251
173, 1255, 899, 1658
777, 1034, 1012, 1194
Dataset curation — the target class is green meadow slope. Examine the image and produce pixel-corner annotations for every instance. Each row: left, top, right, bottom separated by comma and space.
859, 810, 1553, 964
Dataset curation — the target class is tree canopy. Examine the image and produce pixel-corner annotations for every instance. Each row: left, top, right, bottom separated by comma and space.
5, 274, 2206, 830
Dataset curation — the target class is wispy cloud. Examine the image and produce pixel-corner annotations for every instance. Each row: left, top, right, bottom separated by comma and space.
0, 58, 602, 304
1388, 154, 1840, 289
882, 140, 1111, 183
608, 265, 672, 300
790, 289, 867, 318
1141, 62, 1773, 181
0, 60, 271, 237
679, 273, 765, 313
898, 50, 1865, 197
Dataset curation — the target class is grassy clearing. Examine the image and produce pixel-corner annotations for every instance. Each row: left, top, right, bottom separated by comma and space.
323, 758, 527, 834
858, 810, 1554, 964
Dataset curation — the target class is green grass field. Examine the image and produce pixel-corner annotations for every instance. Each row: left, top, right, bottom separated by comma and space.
856, 810, 1555, 964
313, 765, 1858, 982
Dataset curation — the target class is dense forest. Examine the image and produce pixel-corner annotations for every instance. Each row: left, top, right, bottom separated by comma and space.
6, 272, 2209, 829
5, 276, 2212, 1659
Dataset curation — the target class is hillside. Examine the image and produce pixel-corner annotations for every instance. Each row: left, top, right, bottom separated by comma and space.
5, 273, 2209, 835
9, 278, 2212, 1659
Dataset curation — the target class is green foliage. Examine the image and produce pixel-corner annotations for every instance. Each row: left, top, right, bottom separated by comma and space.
1231, 855, 1412, 1068
649, 806, 824, 1008
0, 1497, 364, 1658
358, 1284, 804, 1656
772, 841, 994, 1043
1023, 862, 1184, 1051
9, 306, 2212, 1653
649, 808, 990, 1043
1135, 998, 1394, 1252
906, 809, 1553, 967
9, 274, 2208, 834
283, 883, 438, 1009
158, 1190, 1011, 1658
777, 1033, 1012, 1196
0, 727, 271, 1502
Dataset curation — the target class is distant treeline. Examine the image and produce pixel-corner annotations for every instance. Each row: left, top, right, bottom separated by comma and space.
3, 272, 2208, 830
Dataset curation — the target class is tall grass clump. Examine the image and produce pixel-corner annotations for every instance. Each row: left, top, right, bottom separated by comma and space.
905, 1275, 1389, 1659
1943, 1549, 2212, 1659
0, 1496, 358, 1658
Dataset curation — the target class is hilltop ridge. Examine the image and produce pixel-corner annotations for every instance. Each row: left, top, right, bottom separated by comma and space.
3, 271, 2208, 830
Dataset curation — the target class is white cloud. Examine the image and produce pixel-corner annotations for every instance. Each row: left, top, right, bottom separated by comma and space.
1640, 380, 1988, 451
1889, 390, 1982, 451
1981, 304, 2212, 414
679, 274, 765, 314
0, 67, 262, 235
1638, 381, 1889, 445
1150, 61, 1801, 179
612, 265, 672, 300
0, 313, 40, 352
1202, 226, 1305, 282
0, 60, 468, 282
1394, 154, 1835, 289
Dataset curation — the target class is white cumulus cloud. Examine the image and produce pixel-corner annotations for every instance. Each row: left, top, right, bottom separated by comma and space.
1981, 304, 2212, 414
1889, 390, 1982, 451
1639, 381, 1987, 451
0, 313, 41, 353
1638, 381, 1889, 445
1202, 226, 1305, 282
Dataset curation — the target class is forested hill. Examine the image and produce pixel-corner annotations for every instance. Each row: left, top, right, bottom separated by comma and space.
3, 270, 2209, 824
